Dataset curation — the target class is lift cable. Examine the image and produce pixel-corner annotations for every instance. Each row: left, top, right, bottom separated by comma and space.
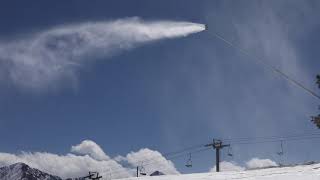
99, 133, 320, 179
229, 135, 320, 146
90, 133, 320, 178
107, 147, 211, 178
205, 29, 320, 100
222, 132, 320, 142
103, 133, 320, 176
101, 144, 208, 176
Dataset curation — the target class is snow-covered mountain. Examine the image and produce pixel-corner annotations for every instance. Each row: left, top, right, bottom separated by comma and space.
0, 163, 62, 180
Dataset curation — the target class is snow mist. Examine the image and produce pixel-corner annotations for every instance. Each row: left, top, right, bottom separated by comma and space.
0, 17, 205, 89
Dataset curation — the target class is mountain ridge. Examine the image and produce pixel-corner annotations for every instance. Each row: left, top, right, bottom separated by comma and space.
0, 162, 62, 180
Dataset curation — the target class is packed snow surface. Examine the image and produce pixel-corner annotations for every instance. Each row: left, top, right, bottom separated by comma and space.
123, 163, 320, 180
1, 162, 320, 180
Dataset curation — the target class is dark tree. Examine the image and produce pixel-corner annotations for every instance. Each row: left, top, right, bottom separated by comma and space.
312, 75, 320, 128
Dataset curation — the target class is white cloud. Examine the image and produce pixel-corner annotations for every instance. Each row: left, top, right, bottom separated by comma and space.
0, 140, 179, 179
114, 155, 127, 163
124, 148, 180, 175
71, 140, 109, 161
210, 161, 244, 172
246, 158, 278, 169
0, 17, 204, 90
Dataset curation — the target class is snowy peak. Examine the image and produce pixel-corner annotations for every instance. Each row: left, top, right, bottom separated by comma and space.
0, 162, 62, 180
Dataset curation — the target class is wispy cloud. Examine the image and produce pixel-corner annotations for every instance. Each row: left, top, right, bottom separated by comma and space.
0, 17, 204, 90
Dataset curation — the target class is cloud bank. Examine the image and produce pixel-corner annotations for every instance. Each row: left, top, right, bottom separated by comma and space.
0, 140, 277, 178
0, 17, 204, 90
119, 148, 179, 175
0, 140, 179, 179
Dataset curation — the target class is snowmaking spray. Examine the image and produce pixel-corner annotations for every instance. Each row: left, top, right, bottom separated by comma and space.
0, 17, 205, 89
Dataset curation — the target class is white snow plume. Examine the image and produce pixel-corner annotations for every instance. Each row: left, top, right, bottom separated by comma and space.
0, 140, 179, 179
246, 158, 278, 169
210, 158, 278, 172
210, 161, 245, 172
0, 17, 205, 90
117, 148, 180, 175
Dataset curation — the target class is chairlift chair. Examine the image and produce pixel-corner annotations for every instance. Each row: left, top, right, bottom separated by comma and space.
185, 153, 192, 168
277, 140, 284, 156
227, 146, 233, 157
139, 165, 147, 176
92, 173, 102, 180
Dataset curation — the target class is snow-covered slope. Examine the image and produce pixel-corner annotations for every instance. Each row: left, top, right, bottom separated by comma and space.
1, 162, 320, 180
123, 163, 320, 180
0, 163, 62, 180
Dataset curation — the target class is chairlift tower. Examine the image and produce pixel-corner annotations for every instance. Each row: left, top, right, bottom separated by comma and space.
205, 139, 230, 172
277, 140, 285, 166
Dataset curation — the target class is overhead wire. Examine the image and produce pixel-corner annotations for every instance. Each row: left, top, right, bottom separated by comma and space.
222, 132, 320, 142
107, 19, 320, 179
91, 132, 320, 179
107, 146, 211, 179
106, 133, 320, 178
205, 28, 320, 100
100, 143, 208, 178
224, 134, 320, 146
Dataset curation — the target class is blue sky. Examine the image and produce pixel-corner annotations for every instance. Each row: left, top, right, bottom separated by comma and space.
0, 0, 320, 175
